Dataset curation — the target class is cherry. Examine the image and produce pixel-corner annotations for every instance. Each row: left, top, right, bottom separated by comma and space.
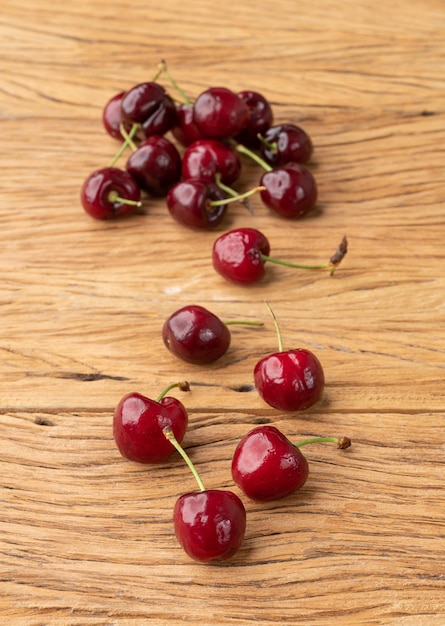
233, 90, 274, 149
259, 123, 313, 166
167, 181, 264, 230
102, 91, 129, 141
254, 303, 325, 411
126, 135, 181, 197
181, 139, 241, 186
236, 144, 317, 219
162, 304, 263, 364
113, 381, 190, 464
212, 228, 347, 284
231, 425, 351, 501
172, 104, 204, 147
80, 166, 141, 220
193, 87, 249, 140
120, 81, 177, 136
163, 427, 246, 562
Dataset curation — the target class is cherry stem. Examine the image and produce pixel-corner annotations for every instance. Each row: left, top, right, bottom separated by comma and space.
158, 59, 192, 105
294, 436, 352, 450
257, 134, 276, 152
235, 143, 273, 172
156, 381, 190, 403
108, 123, 140, 167
163, 426, 206, 492
225, 320, 264, 327
107, 191, 142, 207
261, 236, 348, 276
264, 301, 283, 352
210, 185, 266, 208
215, 173, 253, 213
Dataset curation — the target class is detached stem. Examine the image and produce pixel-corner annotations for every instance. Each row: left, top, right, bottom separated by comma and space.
294, 436, 352, 449
156, 381, 190, 403
163, 426, 206, 492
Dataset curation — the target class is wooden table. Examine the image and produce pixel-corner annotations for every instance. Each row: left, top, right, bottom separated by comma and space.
2, 0, 444, 623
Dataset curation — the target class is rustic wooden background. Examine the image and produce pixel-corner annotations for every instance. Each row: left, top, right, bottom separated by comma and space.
1, 0, 444, 623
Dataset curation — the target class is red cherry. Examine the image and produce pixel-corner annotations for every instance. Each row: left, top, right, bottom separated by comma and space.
162, 305, 231, 364
231, 426, 308, 501
260, 162, 317, 219
212, 227, 270, 284
181, 139, 241, 185
163, 427, 246, 562
259, 123, 313, 166
171, 104, 204, 147
253, 303, 325, 411
212, 228, 347, 284
173, 490, 246, 562
126, 135, 181, 197
120, 81, 177, 136
254, 348, 325, 411
234, 90, 274, 149
80, 166, 141, 220
193, 87, 249, 139
232, 426, 351, 502
166, 180, 227, 229
113, 382, 189, 464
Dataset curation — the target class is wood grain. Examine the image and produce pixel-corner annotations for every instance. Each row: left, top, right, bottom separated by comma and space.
1, 0, 444, 623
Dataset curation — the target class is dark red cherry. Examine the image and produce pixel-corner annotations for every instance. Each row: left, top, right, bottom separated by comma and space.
102, 91, 128, 141
181, 139, 241, 185
166, 180, 227, 229
80, 167, 141, 220
162, 304, 231, 364
254, 348, 325, 411
173, 489, 246, 562
234, 90, 274, 149
212, 228, 270, 284
172, 104, 204, 147
231, 425, 309, 501
113, 383, 189, 464
126, 135, 181, 197
260, 123, 313, 166
193, 87, 249, 139
260, 162, 317, 219
120, 81, 177, 136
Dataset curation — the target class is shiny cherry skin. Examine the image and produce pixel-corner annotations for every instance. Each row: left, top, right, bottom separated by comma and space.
260, 123, 313, 166
260, 162, 317, 219
113, 392, 188, 464
234, 90, 274, 149
171, 104, 204, 147
167, 179, 227, 229
193, 87, 249, 139
162, 305, 231, 364
173, 489, 246, 562
102, 91, 128, 140
231, 425, 309, 501
212, 227, 270, 284
120, 81, 177, 136
80, 167, 141, 220
126, 135, 181, 197
254, 348, 325, 411
181, 139, 241, 185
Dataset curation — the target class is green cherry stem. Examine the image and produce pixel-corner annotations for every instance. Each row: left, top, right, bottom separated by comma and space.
156, 381, 190, 403
158, 59, 192, 105
261, 235, 348, 276
163, 426, 206, 492
225, 320, 264, 327
257, 134, 277, 152
210, 185, 266, 208
107, 191, 142, 208
108, 122, 140, 167
294, 436, 352, 450
214, 173, 254, 213
235, 143, 273, 172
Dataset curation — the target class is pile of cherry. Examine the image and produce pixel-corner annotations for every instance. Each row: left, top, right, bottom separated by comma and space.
83, 65, 351, 562
81, 64, 348, 285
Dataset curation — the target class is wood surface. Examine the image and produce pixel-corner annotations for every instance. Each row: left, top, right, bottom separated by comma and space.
1, 0, 444, 623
